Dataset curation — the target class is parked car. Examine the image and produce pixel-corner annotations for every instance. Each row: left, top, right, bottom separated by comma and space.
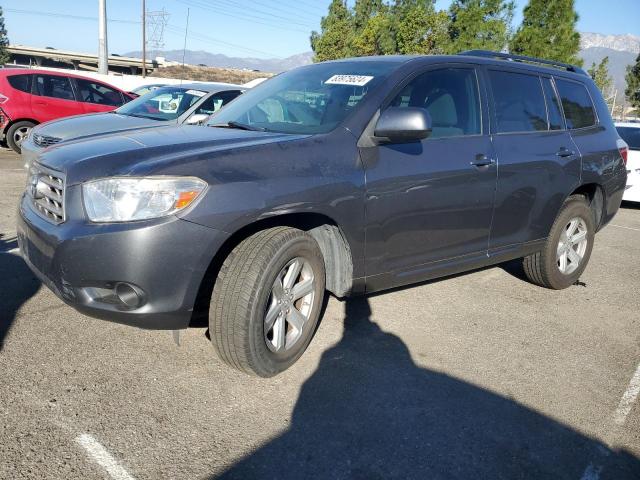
0, 68, 135, 153
130, 83, 167, 96
17, 52, 627, 377
615, 122, 640, 203
21, 83, 244, 169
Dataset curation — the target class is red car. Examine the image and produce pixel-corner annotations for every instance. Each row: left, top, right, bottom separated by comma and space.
0, 68, 135, 153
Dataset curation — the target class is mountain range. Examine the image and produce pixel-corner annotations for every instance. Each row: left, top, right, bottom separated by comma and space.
127, 32, 639, 95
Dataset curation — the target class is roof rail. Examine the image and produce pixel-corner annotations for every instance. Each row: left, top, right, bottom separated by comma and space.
458, 50, 587, 75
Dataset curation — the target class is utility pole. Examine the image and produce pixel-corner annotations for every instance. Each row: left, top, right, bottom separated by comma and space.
142, 0, 146, 78
98, 0, 109, 75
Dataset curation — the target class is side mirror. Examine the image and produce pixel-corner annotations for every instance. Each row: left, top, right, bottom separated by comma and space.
186, 113, 209, 125
374, 107, 432, 143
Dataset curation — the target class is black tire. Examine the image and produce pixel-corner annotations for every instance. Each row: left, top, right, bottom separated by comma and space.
209, 227, 326, 377
6, 121, 36, 154
523, 195, 595, 289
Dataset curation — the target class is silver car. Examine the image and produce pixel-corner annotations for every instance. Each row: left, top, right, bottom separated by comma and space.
21, 82, 244, 168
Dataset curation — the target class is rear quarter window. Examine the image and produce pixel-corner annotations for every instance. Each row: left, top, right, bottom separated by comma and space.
555, 79, 597, 129
7, 74, 32, 93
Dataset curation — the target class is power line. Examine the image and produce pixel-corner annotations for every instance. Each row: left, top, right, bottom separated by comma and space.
164, 24, 281, 58
248, 0, 324, 21
174, 0, 312, 33
4, 8, 282, 59
4, 8, 139, 25
193, 0, 317, 27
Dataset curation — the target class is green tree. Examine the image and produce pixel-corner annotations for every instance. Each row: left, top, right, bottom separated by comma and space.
0, 7, 9, 65
448, 0, 515, 53
354, 0, 385, 32
310, 0, 354, 62
352, 11, 397, 56
395, 0, 450, 55
587, 56, 612, 95
510, 0, 581, 66
625, 53, 640, 110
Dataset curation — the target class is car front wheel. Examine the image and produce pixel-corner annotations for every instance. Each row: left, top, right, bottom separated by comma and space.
523, 194, 595, 289
7, 121, 36, 154
209, 227, 326, 377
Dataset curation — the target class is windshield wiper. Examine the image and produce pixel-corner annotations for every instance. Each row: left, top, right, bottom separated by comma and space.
210, 121, 266, 132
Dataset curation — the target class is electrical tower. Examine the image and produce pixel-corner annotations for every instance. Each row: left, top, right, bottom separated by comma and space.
146, 8, 170, 59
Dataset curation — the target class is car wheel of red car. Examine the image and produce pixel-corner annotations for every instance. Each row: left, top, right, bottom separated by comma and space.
7, 121, 36, 154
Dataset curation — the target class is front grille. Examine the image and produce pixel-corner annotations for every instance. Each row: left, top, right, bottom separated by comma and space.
33, 133, 62, 148
28, 164, 65, 224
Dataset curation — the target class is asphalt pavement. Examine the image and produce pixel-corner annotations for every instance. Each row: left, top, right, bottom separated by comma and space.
1, 147, 639, 479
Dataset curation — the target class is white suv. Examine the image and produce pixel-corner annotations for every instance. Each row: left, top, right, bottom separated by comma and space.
616, 122, 640, 203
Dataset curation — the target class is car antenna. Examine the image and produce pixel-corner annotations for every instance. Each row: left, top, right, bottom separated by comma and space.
180, 8, 190, 86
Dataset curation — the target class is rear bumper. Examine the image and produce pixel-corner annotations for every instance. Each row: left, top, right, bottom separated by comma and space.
599, 170, 627, 228
17, 192, 229, 329
623, 166, 640, 203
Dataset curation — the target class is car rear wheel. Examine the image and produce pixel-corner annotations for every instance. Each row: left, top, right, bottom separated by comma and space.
6, 121, 36, 154
209, 227, 326, 377
523, 195, 595, 289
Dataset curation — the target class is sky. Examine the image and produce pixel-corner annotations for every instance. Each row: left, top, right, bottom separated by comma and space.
2, 0, 640, 60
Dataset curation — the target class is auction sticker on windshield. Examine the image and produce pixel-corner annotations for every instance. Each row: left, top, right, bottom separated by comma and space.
325, 75, 374, 87
186, 90, 206, 97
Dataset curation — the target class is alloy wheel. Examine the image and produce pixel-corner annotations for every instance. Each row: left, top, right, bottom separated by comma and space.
264, 257, 316, 352
556, 217, 588, 275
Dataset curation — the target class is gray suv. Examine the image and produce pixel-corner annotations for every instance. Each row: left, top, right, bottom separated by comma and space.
17, 51, 627, 376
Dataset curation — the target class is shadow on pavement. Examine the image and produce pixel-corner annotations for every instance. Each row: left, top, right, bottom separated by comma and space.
214, 297, 640, 480
0, 233, 40, 351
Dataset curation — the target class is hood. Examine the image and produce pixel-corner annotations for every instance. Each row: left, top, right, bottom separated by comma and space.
37, 125, 310, 185
34, 112, 165, 144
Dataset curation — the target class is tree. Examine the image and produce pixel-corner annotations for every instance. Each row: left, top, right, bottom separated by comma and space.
510, 0, 581, 66
354, 0, 385, 32
395, 0, 451, 55
587, 56, 612, 95
310, 0, 354, 62
625, 53, 640, 110
0, 7, 9, 66
448, 0, 515, 53
352, 11, 397, 56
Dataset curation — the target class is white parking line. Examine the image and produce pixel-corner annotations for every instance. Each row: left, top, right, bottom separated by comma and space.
610, 224, 640, 232
613, 362, 640, 426
75, 434, 137, 480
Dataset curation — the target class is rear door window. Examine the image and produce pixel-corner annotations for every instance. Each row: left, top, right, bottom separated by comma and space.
488, 70, 547, 133
34, 75, 76, 101
555, 79, 597, 129
75, 79, 125, 106
194, 90, 243, 116
541, 78, 564, 130
7, 74, 32, 93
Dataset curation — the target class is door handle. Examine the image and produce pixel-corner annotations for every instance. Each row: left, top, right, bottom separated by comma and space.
470, 154, 495, 167
556, 148, 575, 158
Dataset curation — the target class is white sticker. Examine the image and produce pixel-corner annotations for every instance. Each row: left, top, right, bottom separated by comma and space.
325, 75, 374, 87
185, 89, 206, 97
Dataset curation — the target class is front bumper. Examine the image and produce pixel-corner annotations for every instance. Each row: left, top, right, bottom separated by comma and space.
20, 137, 41, 170
17, 192, 229, 329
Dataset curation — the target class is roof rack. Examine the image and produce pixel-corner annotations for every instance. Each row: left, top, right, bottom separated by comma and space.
458, 50, 587, 75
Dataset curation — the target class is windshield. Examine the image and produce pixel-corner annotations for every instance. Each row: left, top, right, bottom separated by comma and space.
116, 86, 207, 121
206, 61, 394, 134
617, 126, 640, 150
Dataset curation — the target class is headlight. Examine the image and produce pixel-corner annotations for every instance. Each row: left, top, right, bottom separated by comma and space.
82, 176, 207, 222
